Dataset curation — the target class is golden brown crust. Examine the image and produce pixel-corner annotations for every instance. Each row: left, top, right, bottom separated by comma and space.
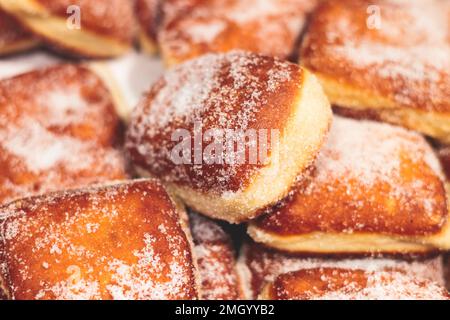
126, 51, 331, 222
0, 64, 127, 205
0, 0, 136, 58
35, 0, 136, 44
127, 51, 303, 194
301, 0, 450, 114
261, 268, 450, 300
0, 10, 38, 55
238, 242, 445, 299
160, 0, 318, 65
0, 180, 198, 300
252, 116, 447, 237
189, 212, 242, 300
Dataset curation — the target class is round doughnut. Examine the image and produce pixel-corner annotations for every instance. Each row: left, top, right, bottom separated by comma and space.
0, 0, 136, 58
248, 116, 450, 254
0, 9, 39, 56
189, 212, 242, 300
159, 0, 319, 66
237, 242, 446, 299
0, 64, 127, 205
259, 268, 450, 300
0, 179, 198, 300
136, 0, 161, 54
300, 0, 450, 143
126, 51, 332, 223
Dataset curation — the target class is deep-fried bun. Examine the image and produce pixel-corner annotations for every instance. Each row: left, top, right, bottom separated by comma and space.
237, 242, 446, 299
0, 0, 136, 58
159, 0, 318, 66
126, 51, 332, 223
260, 268, 449, 300
0, 64, 127, 205
0, 9, 39, 55
0, 180, 198, 300
248, 116, 450, 254
136, 0, 161, 54
300, 0, 450, 143
189, 212, 242, 300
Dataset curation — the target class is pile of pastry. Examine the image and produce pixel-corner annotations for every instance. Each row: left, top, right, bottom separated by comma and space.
0, 0, 449, 300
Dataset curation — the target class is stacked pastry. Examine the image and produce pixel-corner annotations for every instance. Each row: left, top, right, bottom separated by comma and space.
124, 50, 450, 300
1, 0, 449, 300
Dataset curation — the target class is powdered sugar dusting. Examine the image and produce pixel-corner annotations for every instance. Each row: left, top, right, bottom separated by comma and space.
242, 243, 445, 298
304, 0, 449, 111
0, 64, 126, 205
190, 212, 228, 243
190, 212, 241, 300
315, 116, 444, 186
300, 269, 449, 300
0, 181, 197, 300
160, 0, 318, 60
126, 51, 298, 193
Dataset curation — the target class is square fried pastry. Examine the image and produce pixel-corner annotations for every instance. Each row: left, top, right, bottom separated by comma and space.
0, 9, 39, 56
0, 0, 136, 58
126, 51, 331, 223
259, 268, 449, 300
159, 0, 318, 66
238, 242, 446, 299
189, 212, 243, 300
0, 180, 198, 300
300, 0, 450, 143
0, 64, 127, 205
248, 116, 450, 254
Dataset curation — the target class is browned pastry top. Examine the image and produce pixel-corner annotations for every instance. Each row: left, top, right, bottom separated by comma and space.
241, 242, 445, 299
301, 0, 450, 112
190, 213, 242, 300
160, 0, 318, 63
265, 268, 449, 300
0, 64, 127, 205
254, 116, 447, 236
136, 0, 161, 42
126, 51, 304, 194
0, 10, 34, 48
35, 0, 136, 43
0, 180, 198, 300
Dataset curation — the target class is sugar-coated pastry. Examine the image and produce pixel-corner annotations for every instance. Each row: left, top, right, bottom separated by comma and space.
0, 64, 127, 205
0, 10, 39, 56
300, 0, 450, 143
126, 51, 332, 223
0, 0, 136, 58
237, 242, 446, 299
136, 0, 161, 54
159, 0, 318, 66
248, 116, 450, 254
0, 180, 199, 300
259, 268, 449, 300
189, 212, 242, 300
